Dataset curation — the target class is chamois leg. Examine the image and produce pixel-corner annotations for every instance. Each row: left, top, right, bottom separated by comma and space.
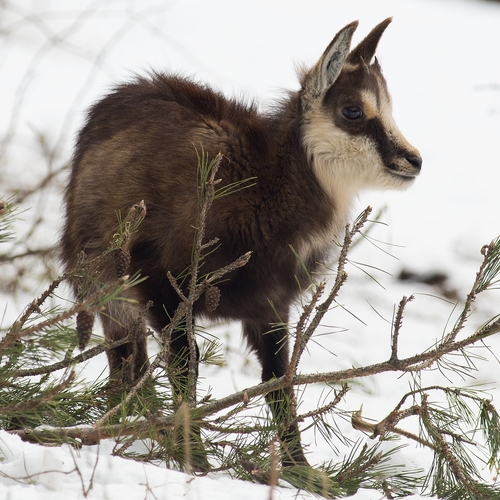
244, 321, 309, 467
167, 326, 209, 472
100, 300, 149, 385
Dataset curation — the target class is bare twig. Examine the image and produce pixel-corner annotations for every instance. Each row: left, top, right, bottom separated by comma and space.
443, 240, 495, 345
2, 275, 131, 353
351, 407, 434, 449
295, 383, 350, 423
286, 207, 372, 383
286, 281, 326, 383
390, 295, 414, 363
0, 371, 75, 413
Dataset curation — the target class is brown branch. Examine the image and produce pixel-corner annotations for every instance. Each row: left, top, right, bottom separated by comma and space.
295, 383, 349, 423
1, 275, 130, 353
6, 272, 68, 339
443, 240, 494, 345
286, 207, 372, 383
18, 271, 498, 445
166, 271, 187, 301
93, 249, 251, 428
13, 327, 152, 378
302, 207, 372, 339
286, 280, 326, 383
351, 407, 434, 450
8, 316, 499, 446
390, 295, 414, 363
0, 245, 56, 263
420, 395, 481, 496
0, 371, 75, 414
185, 153, 222, 404
12, 162, 68, 204
295, 318, 500, 388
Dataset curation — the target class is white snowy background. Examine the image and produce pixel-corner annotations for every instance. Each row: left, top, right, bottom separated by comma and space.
1, 0, 500, 498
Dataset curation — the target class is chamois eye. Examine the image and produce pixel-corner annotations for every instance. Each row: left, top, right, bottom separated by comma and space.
342, 106, 364, 120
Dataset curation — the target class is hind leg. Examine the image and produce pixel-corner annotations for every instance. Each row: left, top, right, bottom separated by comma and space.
244, 320, 309, 467
100, 300, 149, 385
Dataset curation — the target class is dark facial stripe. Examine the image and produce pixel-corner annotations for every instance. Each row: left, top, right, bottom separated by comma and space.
365, 117, 405, 169
321, 63, 412, 170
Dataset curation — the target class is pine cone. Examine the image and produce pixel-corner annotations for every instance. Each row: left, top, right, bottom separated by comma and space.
205, 286, 221, 312
76, 310, 94, 350
113, 248, 131, 278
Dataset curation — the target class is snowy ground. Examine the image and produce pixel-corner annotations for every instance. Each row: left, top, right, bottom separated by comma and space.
1, 0, 500, 498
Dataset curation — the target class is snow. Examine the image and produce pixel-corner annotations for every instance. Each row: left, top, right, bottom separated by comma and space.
1, 0, 500, 498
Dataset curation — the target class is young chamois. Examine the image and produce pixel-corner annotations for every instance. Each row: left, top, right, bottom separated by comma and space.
61, 18, 421, 469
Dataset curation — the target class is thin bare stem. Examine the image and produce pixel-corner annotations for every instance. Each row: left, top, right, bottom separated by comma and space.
351, 408, 435, 450
2, 275, 130, 353
0, 371, 75, 413
295, 383, 350, 423
443, 241, 494, 345
390, 295, 414, 363
286, 281, 326, 383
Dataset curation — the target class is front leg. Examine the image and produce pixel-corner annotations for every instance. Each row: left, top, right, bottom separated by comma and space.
243, 321, 309, 466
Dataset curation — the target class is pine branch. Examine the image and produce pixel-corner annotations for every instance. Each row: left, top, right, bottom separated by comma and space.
444, 239, 499, 345
1, 275, 131, 353
296, 383, 350, 423
93, 249, 251, 428
13, 324, 152, 378
0, 371, 75, 413
286, 207, 372, 383
351, 407, 434, 450
390, 295, 414, 363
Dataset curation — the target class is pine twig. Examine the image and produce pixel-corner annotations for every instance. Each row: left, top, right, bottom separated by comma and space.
1, 275, 131, 353
420, 394, 482, 497
351, 407, 434, 450
443, 240, 497, 345
185, 152, 222, 405
286, 281, 326, 383
390, 295, 414, 363
13, 327, 152, 378
286, 207, 372, 383
93, 250, 251, 428
295, 383, 350, 423
0, 371, 75, 414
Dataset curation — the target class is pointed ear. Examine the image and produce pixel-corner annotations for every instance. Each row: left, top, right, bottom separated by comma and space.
301, 20, 358, 107
347, 17, 392, 65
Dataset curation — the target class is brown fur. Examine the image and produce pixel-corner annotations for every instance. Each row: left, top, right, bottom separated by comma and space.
61, 19, 421, 466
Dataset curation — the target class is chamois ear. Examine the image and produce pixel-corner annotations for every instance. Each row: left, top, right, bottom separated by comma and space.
301, 20, 358, 107
347, 17, 392, 65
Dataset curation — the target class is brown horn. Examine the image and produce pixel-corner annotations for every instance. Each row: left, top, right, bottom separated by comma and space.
347, 17, 392, 64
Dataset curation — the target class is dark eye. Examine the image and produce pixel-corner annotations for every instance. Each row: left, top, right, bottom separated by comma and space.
342, 106, 364, 120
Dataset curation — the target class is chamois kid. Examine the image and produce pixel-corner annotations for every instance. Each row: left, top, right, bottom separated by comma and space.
61, 18, 421, 468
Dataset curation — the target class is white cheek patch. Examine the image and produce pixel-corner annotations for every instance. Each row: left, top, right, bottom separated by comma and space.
300, 102, 416, 256
299, 106, 380, 260
303, 106, 389, 196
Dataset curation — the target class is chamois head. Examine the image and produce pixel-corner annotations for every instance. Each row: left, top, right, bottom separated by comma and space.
301, 18, 421, 210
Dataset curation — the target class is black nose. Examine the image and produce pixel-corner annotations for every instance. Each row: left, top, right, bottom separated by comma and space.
406, 155, 422, 170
